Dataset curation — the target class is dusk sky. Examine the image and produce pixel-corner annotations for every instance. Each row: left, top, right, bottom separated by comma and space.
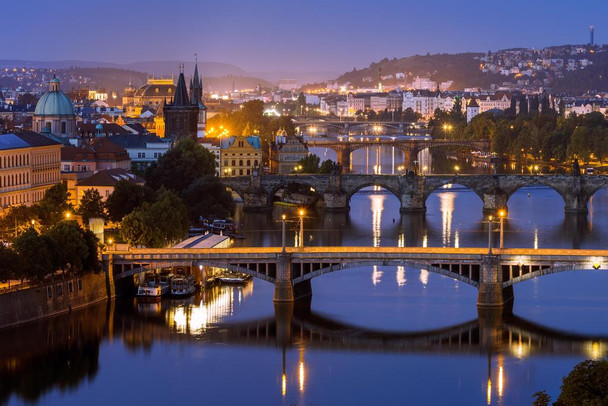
4, 0, 606, 73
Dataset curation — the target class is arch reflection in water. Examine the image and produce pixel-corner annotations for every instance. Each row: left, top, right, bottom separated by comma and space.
165, 283, 254, 334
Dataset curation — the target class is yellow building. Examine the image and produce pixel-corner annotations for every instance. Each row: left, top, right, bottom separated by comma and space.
220, 136, 262, 176
0, 131, 62, 212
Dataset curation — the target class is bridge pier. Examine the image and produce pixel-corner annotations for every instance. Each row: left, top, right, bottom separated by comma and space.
477, 255, 514, 309
564, 195, 588, 214
399, 176, 426, 212
482, 187, 508, 214
337, 149, 351, 173
273, 254, 313, 305
242, 192, 270, 211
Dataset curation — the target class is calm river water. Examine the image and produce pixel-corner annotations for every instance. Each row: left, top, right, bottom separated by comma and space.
1, 146, 608, 405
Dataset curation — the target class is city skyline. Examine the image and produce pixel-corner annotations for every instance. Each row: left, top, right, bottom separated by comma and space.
2, 0, 605, 74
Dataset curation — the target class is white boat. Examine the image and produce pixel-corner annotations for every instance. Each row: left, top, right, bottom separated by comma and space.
171, 275, 196, 296
137, 274, 173, 301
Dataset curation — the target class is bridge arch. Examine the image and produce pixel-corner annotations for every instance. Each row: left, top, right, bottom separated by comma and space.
583, 181, 608, 209
266, 179, 324, 208
291, 259, 480, 287
423, 181, 485, 204
345, 183, 401, 203
505, 183, 568, 208
503, 264, 607, 288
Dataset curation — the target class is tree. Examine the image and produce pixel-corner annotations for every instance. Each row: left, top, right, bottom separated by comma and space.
295, 154, 321, 173
104, 180, 148, 223
47, 220, 90, 273
318, 159, 340, 174
182, 176, 235, 221
0, 244, 18, 286
121, 189, 189, 248
0, 205, 39, 240
36, 182, 73, 228
554, 357, 608, 405
12, 228, 55, 282
78, 189, 105, 223
145, 138, 216, 194
532, 390, 551, 406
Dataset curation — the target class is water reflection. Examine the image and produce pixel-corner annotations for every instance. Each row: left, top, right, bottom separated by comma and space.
165, 284, 254, 334
2, 295, 608, 405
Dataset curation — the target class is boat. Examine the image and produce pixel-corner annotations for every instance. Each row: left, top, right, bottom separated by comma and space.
217, 272, 252, 285
171, 275, 197, 297
136, 273, 173, 301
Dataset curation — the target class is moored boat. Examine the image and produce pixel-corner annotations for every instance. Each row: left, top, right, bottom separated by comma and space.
171, 275, 197, 297
217, 273, 252, 285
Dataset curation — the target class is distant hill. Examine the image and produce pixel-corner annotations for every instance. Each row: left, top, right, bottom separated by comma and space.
336, 53, 503, 90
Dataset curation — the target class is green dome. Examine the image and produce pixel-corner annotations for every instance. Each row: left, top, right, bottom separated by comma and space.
34, 90, 74, 117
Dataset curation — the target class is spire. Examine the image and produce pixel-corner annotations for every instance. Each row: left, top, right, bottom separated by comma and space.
173, 71, 190, 106
191, 55, 203, 106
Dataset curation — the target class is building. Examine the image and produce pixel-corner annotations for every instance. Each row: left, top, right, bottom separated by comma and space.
109, 133, 172, 172
477, 93, 512, 113
466, 97, 480, 123
74, 168, 144, 204
32, 75, 77, 136
189, 62, 207, 137
163, 67, 199, 140
61, 136, 131, 173
220, 135, 261, 176
269, 131, 309, 174
199, 138, 221, 176
122, 77, 175, 110
0, 131, 62, 212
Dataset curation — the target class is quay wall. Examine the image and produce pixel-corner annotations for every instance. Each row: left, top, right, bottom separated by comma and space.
0, 271, 133, 330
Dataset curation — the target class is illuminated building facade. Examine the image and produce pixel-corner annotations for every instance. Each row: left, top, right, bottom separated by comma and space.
0, 131, 62, 212
220, 135, 261, 176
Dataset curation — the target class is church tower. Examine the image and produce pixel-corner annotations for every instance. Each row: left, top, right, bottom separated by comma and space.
163, 64, 199, 140
189, 57, 207, 137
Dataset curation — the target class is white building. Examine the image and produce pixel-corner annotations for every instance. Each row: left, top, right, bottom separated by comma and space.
108, 133, 172, 172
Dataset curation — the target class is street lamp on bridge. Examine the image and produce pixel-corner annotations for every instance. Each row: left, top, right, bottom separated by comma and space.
299, 209, 305, 248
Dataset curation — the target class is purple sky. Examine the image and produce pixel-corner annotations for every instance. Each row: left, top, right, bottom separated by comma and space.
4, 0, 604, 73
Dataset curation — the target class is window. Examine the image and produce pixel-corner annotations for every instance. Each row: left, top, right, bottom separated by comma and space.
63, 164, 70, 171
56, 284, 63, 297
78, 279, 83, 291
61, 122, 66, 134
46, 285, 53, 299
239, 169, 243, 175
105, 190, 110, 197
138, 152, 146, 158
247, 160, 251, 166
239, 160, 243, 166
68, 281, 74, 293
231, 160, 236, 166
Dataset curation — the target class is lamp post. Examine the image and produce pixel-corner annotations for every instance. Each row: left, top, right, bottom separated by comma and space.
281, 214, 286, 253
488, 215, 494, 254
298, 209, 304, 248
498, 210, 506, 249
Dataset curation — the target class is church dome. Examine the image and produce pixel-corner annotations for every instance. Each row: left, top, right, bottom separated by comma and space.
34, 76, 75, 117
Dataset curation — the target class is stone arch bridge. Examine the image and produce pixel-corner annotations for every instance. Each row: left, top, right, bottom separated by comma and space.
222, 173, 608, 214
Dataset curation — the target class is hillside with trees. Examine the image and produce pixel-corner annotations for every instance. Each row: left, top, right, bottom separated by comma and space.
336, 53, 503, 90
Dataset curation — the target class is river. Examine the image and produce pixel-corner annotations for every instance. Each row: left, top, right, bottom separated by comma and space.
1, 146, 607, 405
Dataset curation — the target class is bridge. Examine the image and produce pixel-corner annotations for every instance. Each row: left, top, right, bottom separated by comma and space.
305, 137, 490, 173
293, 119, 427, 136
103, 246, 608, 310
222, 173, 608, 214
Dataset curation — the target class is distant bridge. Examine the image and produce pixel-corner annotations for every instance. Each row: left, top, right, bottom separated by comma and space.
104, 246, 608, 309
304, 137, 490, 172
222, 173, 607, 214
293, 119, 426, 136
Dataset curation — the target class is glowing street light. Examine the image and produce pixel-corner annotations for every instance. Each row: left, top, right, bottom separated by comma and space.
299, 209, 305, 248
65, 211, 71, 219
281, 214, 286, 253
454, 165, 460, 175
498, 209, 506, 249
